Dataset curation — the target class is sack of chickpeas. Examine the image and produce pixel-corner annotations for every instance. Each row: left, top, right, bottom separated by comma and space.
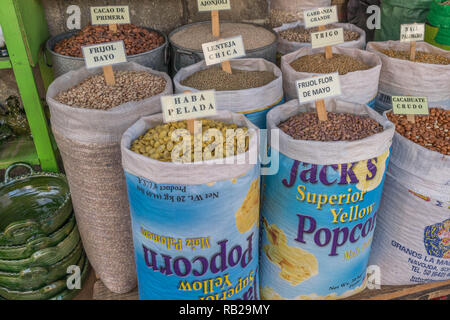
46, 62, 173, 294
369, 106, 450, 285
120, 111, 261, 300
274, 22, 366, 55
281, 46, 381, 108
173, 58, 284, 129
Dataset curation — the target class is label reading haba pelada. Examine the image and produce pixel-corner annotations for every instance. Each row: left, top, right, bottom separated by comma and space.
202, 36, 246, 66
197, 0, 231, 11
304, 6, 338, 28
90, 6, 130, 25
82, 41, 127, 69
296, 73, 341, 103
161, 90, 217, 122
400, 24, 425, 42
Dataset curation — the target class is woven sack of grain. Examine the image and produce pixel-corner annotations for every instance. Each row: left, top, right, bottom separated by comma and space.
270, 0, 332, 27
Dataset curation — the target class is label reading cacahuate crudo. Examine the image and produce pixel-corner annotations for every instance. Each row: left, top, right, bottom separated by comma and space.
400, 23, 425, 42
202, 36, 246, 66
82, 41, 127, 69
392, 96, 429, 115
161, 90, 217, 122
197, 0, 231, 12
311, 28, 344, 49
90, 6, 130, 25
260, 150, 391, 300
296, 73, 341, 104
304, 6, 338, 29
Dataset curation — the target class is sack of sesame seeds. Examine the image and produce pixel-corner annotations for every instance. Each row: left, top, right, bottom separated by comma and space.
120, 111, 261, 300
46, 62, 173, 294
281, 46, 381, 108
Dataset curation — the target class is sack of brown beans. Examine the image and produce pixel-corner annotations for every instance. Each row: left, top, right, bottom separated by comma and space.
46, 62, 173, 294
366, 41, 450, 114
173, 58, 284, 129
269, 0, 332, 28
369, 106, 450, 285
282, 46, 381, 108
274, 22, 366, 55
260, 99, 395, 300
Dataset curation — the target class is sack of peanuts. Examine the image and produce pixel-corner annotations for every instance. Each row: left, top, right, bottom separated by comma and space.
369, 106, 450, 285
46, 62, 173, 294
269, 0, 332, 28
173, 58, 284, 129
260, 99, 395, 300
274, 22, 366, 55
281, 46, 381, 108
366, 41, 450, 114
121, 111, 261, 300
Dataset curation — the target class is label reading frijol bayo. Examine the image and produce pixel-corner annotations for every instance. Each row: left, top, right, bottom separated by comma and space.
304, 6, 338, 29
197, 0, 231, 12
81, 41, 127, 69
161, 90, 217, 122
296, 73, 342, 104
90, 6, 130, 25
260, 150, 390, 300
400, 24, 425, 42
202, 36, 246, 66
311, 28, 344, 49
392, 96, 429, 115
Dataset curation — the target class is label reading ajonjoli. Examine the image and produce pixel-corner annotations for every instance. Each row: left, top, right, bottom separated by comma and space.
161, 90, 217, 122
202, 36, 246, 66
392, 96, 429, 115
296, 73, 342, 103
400, 23, 425, 42
311, 28, 344, 49
304, 6, 338, 28
82, 41, 127, 69
90, 6, 130, 25
197, 0, 231, 11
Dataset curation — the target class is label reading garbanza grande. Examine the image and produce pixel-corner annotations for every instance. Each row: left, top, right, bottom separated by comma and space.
392, 96, 429, 115
311, 28, 344, 49
197, 0, 231, 12
304, 6, 338, 29
90, 6, 130, 25
161, 90, 217, 122
202, 36, 246, 66
400, 24, 425, 42
82, 41, 127, 69
296, 73, 341, 104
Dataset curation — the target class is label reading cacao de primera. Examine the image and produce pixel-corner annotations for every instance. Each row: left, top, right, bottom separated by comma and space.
90, 6, 130, 25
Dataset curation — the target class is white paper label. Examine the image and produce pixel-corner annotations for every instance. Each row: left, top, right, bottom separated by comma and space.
296, 73, 342, 104
392, 96, 429, 115
197, 0, 231, 12
400, 23, 425, 42
311, 28, 344, 49
304, 6, 338, 28
82, 41, 127, 69
162, 90, 218, 122
90, 6, 130, 25
202, 36, 246, 66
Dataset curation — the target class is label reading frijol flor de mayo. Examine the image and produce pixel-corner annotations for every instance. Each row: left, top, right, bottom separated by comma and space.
296, 73, 342, 104
197, 0, 231, 12
260, 149, 390, 300
202, 36, 246, 66
161, 90, 217, 122
304, 6, 338, 29
81, 41, 127, 69
90, 6, 130, 25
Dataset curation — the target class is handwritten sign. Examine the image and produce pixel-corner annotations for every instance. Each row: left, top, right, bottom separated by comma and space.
202, 36, 246, 66
392, 96, 429, 115
304, 6, 338, 28
161, 90, 217, 123
311, 28, 344, 49
400, 23, 425, 42
197, 0, 231, 12
82, 41, 127, 69
296, 73, 341, 104
90, 6, 130, 25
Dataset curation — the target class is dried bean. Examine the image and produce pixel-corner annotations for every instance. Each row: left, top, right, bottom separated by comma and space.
290, 53, 371, 75
380, 50, 450, 65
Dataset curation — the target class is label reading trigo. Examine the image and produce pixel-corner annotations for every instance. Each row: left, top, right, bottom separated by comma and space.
392, 96, 429, 115
400, 24, 425, 42
197, 0, 231, 12
296, 73, 341, 104
82, 41, 127, 69
162, 91, 217, 123
202, 36, 246, 66
311, 28, 344, 49
304, 6, 338, 28
90, 6, 130, 25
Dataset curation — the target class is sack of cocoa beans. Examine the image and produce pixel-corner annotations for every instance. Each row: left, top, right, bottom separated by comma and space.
274, 22, 366, 55
281, 46, 381, 108
173, 58, 284, 129
369, 106, 450, 285
260, 99, 395, 300
46, 62, 173, 294
366, 41, 450, 114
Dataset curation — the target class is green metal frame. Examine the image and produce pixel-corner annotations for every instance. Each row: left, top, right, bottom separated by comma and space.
0, 0, 58, 172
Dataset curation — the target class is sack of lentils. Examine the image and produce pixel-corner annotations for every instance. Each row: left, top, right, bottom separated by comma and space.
173, 58, 284, 129
260, 99, 395, 300
46, 62, 173, 294
282, 46, 382, 108
274, 22, 366, 55
369, 107, 450, 285
121, 111, 261, 300
366, 41, 450, 114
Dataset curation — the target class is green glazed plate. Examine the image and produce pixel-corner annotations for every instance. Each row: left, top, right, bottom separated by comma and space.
0, 163, 72, 246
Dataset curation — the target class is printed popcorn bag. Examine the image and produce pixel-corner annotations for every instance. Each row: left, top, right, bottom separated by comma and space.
121, 111, 261, 300
260, 99, 395, 300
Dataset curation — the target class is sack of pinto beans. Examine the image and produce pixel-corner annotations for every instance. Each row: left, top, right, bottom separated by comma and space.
369, 106, 450, 285
260, 99, 395, 300
46, 62, 173, 293
281, 46, 382, 108
173, 58, 284, 129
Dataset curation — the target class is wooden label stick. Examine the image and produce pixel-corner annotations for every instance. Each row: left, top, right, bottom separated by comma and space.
211, 10, 220, 38
318, 25, 333, 59
407, 114, 416, 123
109, 24, 118, 33
183, 90, 196, 135
315, 99, 328, 122
102, 65, 115, 86
410, 40, 417, 61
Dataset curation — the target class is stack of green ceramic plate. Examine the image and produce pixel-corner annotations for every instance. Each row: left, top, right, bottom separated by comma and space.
0, 163, 89, 300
